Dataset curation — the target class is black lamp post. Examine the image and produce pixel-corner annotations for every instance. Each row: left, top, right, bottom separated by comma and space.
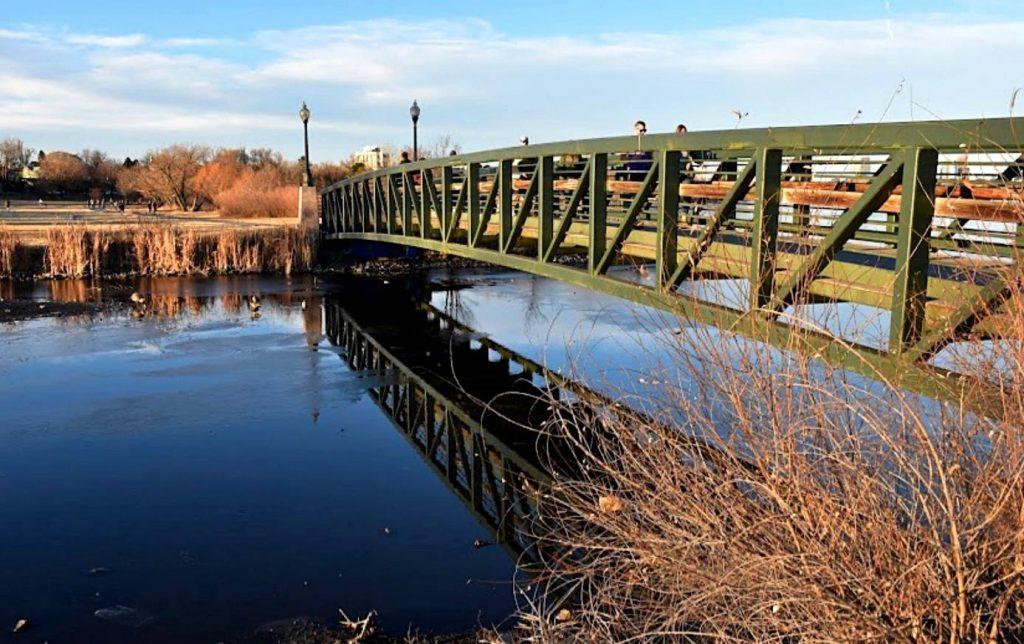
409, 100, 421, 161
299, 102, 313, 187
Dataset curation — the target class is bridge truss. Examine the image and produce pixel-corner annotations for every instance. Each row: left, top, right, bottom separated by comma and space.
321, 118, 1024, 412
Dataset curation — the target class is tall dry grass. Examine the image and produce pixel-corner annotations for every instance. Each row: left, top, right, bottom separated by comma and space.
0, 224, 16, 277
1, 224, 316, 279
215, 170, 298, 218
517, 270, 1024, 642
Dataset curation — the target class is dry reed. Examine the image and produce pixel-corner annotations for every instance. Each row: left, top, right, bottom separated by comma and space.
1, 224, 316, 279
517, 269, 1024, 643
0, 224, 15, 277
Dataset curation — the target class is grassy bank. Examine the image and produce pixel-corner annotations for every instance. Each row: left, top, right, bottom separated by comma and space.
0, 224, 316, 279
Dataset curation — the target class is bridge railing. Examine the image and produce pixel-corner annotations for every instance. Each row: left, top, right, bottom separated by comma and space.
321, 118, 1024, 409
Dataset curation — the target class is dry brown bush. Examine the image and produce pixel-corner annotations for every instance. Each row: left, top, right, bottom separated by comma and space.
215, 168, 298, 218
38, 151, 90, 194
193, 148, 248, 204
519, 272, 1024, 643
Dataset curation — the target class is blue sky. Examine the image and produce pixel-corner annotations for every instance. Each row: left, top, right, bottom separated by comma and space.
1, 1, 1021, 161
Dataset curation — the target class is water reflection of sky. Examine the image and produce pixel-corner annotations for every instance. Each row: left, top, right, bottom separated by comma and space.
0, 276, 517, 643
0, 267, 1006, 641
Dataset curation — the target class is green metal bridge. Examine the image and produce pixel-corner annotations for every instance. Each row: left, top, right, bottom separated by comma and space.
321, 118, 1024, 410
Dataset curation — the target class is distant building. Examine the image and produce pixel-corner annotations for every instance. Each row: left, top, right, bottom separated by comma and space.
20, 164, 40, 183
352, 146, 390, 170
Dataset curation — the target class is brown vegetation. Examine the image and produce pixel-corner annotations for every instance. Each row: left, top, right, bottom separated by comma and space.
0, 223, 315, 279
520, 273, 1024, 642
118, 144, 211, 210
115, 145, 349, 216
5, 136, 358, 217
38, 151, 90, 193
210, 167, 298, 219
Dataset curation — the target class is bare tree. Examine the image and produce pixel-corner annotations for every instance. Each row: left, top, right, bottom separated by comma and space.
122, 145, 210, 210
0, 137, 35, 186
247, 147, 284, 169
429, 134, 462, 158
80, 149, 119, 191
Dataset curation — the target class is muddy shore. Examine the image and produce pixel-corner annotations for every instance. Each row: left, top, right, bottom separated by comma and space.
249, 615, 499, 643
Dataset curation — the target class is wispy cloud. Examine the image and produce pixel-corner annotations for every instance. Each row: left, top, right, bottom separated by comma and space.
65, 33, 147, 48
0, 14, 1020, 158
160, 37, 234, 48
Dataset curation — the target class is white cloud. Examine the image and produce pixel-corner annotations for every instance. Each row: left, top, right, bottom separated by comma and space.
160, 37, 234, 48
65, 33, 147, 48
0, 15, 1020, 158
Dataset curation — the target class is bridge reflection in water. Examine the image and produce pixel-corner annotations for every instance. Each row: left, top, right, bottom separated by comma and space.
324, 281, 565, 565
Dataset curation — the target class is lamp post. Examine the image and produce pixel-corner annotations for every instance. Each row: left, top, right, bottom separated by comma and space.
409, 100, 421, 161
299, 102, 313, 187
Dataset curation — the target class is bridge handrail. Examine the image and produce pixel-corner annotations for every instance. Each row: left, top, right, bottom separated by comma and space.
324, 117, 1024, 191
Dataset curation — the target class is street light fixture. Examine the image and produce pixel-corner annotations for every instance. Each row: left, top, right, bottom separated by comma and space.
409, 100, 421, 161
299, 101, 313, 187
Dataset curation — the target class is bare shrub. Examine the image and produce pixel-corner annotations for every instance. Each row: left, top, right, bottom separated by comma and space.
38, 151, 90, 194
519, 276, 1024, 642
215, 168, 298, 219
118, 144, 210, 210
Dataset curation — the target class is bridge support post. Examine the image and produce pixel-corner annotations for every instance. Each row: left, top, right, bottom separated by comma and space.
358, 181, 365, 231
889, 147, 938, 352
442, 166, 454, 241
657, 150, 681, 289
538, 156, 554, 260
402, 173, 414, 235
468, 163, 480, 245
588, 153, 608, 274
385, 175, 395, 234
420, 169, 433, 239
499, 160, 513, 252
749, 148, 782, 310
342, 184, 349, 232
372, 177, 380, 232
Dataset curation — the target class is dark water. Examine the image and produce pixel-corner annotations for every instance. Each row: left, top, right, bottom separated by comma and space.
0, 271, 670, 643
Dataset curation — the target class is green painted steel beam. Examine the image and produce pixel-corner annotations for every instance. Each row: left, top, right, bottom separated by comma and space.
504, 169, 539, 254
325, 230, 1001, 418
467, 163, 481, 245
441, 166, 454, 242
498, 160, 513, 252
596, 162, 658, 275
657, 150, 681, 289
321, 117, 1024, 191
402, 172, 414, 234
319, 116, 1022, 417
545, 158, 590, 263
668, 159, 757, 287
588, 154, 608, 274
768, 155, 905, 313
749, 148, 782, 310
538, 156, 554, 261
890, 147, 938, 352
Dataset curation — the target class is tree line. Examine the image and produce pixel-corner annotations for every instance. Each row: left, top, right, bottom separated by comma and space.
0, 137, 350, 215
